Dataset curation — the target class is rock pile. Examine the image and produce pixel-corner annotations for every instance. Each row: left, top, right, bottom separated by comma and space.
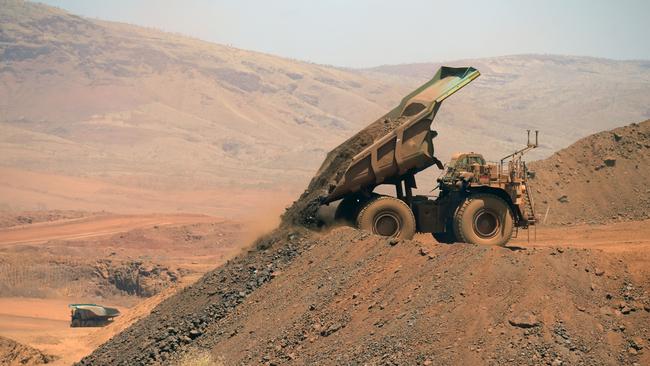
78, 227, 650, 365
529, 120, 650, 225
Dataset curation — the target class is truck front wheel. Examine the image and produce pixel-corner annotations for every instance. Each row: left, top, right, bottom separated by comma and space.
453, 194, 513, 246
357, 196, 416, 240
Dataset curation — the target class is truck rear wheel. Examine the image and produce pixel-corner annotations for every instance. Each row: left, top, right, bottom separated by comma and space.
453, 193, 513, 246
432, 232, 455, 243
357, 196, 416, 239
432, 219, 456, 244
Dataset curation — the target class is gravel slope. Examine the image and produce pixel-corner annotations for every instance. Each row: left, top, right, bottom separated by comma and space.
529, 120, 650, 225
78, 226, 650, 365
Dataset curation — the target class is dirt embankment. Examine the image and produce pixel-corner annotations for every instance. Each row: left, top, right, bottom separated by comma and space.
0, 212, 241, 299
77, 227, 312, 365
530, 120, 650, 225
0, 210, 94, 229
0, 336, 57, 366
78, 226, 650, 366
0, 252, 181, 299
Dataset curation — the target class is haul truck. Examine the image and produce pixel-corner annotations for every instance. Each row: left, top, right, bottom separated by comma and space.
322, 67, 537, 246
69, 304, 120, 327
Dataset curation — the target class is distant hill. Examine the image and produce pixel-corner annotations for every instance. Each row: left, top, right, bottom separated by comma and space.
1, 0, 650, 214
0, 0, 405, 193
363, 56, 650, 161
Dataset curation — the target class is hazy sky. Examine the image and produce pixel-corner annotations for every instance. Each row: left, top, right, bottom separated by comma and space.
38, 0, 650, 67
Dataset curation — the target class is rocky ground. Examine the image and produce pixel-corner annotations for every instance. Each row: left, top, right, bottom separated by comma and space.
0, 336, 57, 366
78, 225, 650, 366
529, 120, 650, 225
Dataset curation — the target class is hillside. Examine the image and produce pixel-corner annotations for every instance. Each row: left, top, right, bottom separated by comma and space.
0, 336, 56, 366
529, 120, 650, 225
78, 226, 650, 366
0, 0, 405, 194
2, 1, 650, 215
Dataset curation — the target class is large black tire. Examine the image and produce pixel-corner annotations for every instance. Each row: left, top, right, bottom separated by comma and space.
453, 193, 513, 246
432, 231, 455, 244
334, 194, 369, 224
356, 196, 416, 240
432, 215, 457, 243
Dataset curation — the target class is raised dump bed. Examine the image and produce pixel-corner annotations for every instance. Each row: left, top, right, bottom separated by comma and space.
322, 66, 480, 204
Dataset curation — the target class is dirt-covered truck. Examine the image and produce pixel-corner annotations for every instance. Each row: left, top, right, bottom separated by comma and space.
69, 304, 120, 327
322, 67, 537, 246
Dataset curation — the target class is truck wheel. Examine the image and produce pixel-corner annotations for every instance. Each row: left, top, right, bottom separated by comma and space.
432, 218, 457, 243
335, 194, 373, 224
432, 231, 456, 244
357, 196, 416, 239
453, 194, 513, 246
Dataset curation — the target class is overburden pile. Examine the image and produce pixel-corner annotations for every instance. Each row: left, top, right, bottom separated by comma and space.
80, 227, 650, 365
0, 336, 57, 366
529, 120, 650, 225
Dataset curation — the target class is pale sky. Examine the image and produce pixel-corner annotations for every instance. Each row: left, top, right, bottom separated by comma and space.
38, 0, 650, 67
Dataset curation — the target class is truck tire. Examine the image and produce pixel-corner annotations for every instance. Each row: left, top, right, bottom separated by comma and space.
334, 194, 375, 224
357, 196, 416, 239
432, 232, 454, 243
453, 193, 513, 246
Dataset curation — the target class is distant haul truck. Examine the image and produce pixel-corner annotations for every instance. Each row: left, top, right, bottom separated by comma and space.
69, 304, 120, 327
323, 67, 537, 246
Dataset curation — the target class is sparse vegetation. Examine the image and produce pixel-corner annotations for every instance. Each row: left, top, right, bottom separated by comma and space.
177, 350, 224, 366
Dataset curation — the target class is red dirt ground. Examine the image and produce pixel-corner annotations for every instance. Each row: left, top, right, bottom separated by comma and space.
79, 220, 650, 366
0, 212, 247, 365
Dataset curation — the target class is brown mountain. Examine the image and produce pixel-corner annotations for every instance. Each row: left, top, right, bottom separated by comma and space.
0, 0, 405, 193
364, 56, 650, 161
2, 0, 650, 215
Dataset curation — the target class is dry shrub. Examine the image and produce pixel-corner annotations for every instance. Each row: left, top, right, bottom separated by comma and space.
177, 350, 224, 366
